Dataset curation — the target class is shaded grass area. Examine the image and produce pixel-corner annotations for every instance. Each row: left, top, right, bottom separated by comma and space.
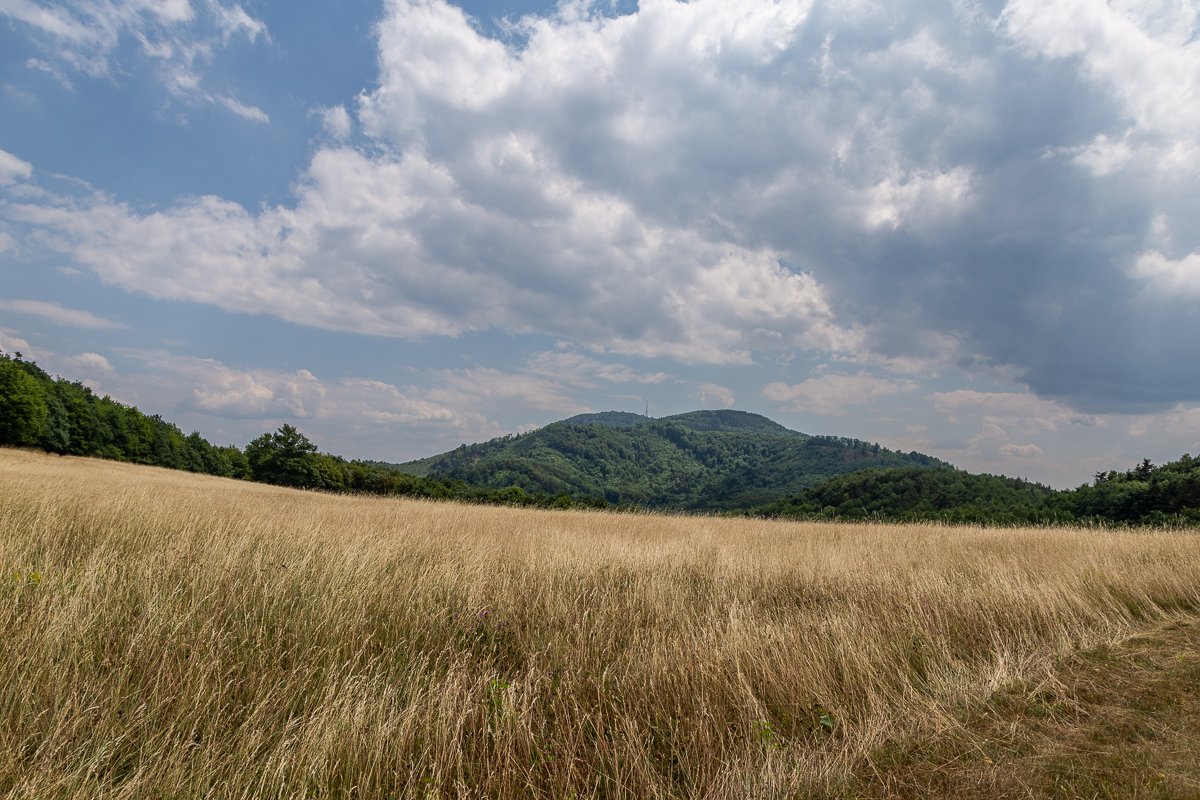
854, 618, 1200, 799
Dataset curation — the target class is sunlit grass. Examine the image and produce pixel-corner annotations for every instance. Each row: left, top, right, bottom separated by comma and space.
2, 448, 1199, 798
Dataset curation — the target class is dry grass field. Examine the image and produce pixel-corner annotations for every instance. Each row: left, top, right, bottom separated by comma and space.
2, 448, 1200, 799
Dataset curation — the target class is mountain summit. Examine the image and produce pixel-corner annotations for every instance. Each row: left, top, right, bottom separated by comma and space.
395, 410, 947, 510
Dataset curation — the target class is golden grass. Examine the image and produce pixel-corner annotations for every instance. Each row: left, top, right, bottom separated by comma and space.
2, 448, 1199, 798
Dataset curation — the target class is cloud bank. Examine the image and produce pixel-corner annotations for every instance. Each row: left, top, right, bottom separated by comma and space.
3, 0, 1200, 413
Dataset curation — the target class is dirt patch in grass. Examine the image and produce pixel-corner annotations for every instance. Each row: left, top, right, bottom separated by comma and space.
855, 616, 1200, 799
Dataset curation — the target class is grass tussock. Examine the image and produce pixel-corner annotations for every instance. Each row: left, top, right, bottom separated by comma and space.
2, 448, 1199, 799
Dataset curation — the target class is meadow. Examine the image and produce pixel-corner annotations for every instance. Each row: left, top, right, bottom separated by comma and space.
2, 448, 1199, 798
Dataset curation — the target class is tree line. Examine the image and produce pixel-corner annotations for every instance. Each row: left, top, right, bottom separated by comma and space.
754, 461, 1200, 527
0, 353, 604, 510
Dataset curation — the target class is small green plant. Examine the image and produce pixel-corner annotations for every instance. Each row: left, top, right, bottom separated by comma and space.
485, 678, 511, 718
755, 718, 779, 747
811, 701, 836, 735
10, 569, 42, 587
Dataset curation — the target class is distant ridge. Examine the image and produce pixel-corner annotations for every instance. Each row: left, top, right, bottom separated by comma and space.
558, 411, 650, 428
395, 409, 948, 511
657, 409, 792, 434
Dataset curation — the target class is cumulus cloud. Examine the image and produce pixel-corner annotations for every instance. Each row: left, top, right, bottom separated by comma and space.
425, 367, 589, 415
0, 329, 33, 355
698, 383, 735, 409
4, 146, 856, 363
4, 0, 1200, 411
1130, 250, 1200, 297
317, 105, 353, 141
121, 350, 487, 430
61, 351, 114, 375
1003, 0, 1200, 170
763, 372, 913, 416
998, 442, 1044, 458
0, 0, 269, 121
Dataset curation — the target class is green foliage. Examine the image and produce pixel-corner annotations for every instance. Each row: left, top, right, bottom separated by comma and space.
758, 457, 1200, 527
395, 410, 949, 511
756, 467, 1063, 524
0, 352, 241, 477
0, 357, 48, 446
1063, 456, 1200, 525
246, 424, 325, 489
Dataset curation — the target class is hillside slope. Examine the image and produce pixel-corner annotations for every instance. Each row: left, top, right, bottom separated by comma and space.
396, 409, 948, 510
755, 466, 1061, 523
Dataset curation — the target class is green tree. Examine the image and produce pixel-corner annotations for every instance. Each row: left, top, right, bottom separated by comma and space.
40, 386, 70, 453
218, 445, 251, 480
0, 357, 48, 446
245, 424, 324, 489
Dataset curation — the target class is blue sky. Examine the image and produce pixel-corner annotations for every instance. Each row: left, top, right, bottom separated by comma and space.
2, 0, 1199, 487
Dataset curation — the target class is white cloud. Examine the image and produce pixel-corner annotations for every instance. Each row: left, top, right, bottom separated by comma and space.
1003, 0, 1200, 170
210, 0, 264, 40
1128, 405, 1200, 442
858, 167, 973, 232
5, 0, 1200, 417
145, 357, 327, 418
1052, 133, 1134, 177
1130, 250, 1200, 297
426, 367, 589, 415
216, 94, 269, 124
524, 349, 668, 388
763, 371, 912, 416
999, 442, 1044, 458
119, 350, 488, 433
0, 298, 126, 329
698, 383, 735, 408
317, 105, 353, 141
0, 0, 1070, 372
932, 390, 1103, 434
61, 351, 114, 375
5, 144, 857, 363
0, 0, 268, 121
0, 0, 91, 41
0, 329, 34, 355
23, 57, 73, 88
0, 149, 32, 185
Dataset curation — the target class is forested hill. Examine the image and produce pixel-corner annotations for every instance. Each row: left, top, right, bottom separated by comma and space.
394, 409, 948, 510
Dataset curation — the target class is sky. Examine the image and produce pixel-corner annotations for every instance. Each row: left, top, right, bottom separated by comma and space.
1, 0, 1199, 488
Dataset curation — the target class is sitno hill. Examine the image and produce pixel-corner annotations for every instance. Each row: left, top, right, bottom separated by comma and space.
387, 409, 949, 511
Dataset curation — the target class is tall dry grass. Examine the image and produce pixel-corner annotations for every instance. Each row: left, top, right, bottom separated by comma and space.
2, 448, 1199, 798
